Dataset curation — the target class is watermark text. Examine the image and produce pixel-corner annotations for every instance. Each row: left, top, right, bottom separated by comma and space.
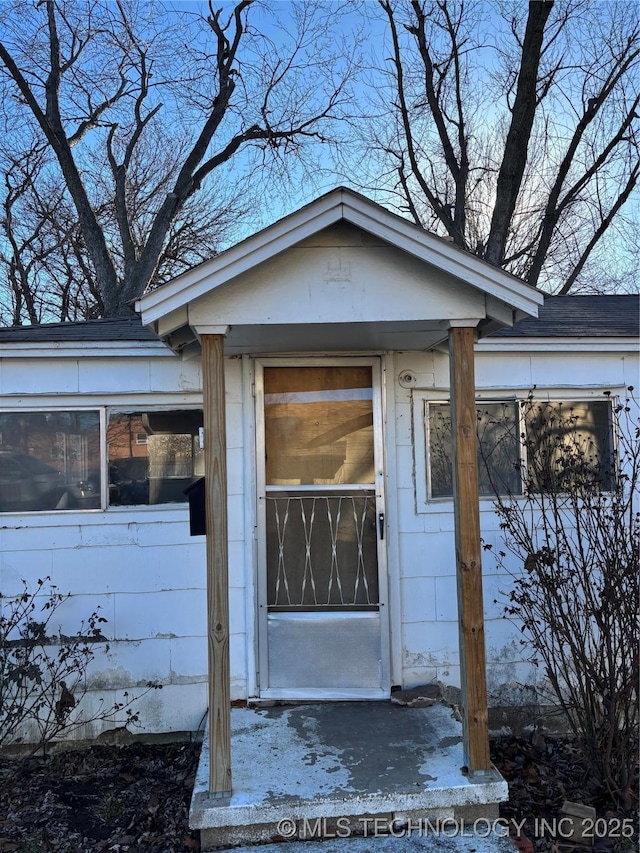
274, 815, 636, 841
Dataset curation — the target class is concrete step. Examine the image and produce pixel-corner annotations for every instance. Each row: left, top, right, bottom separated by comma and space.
190, 702, 509, 849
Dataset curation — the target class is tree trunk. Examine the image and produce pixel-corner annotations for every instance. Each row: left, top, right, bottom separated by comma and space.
482, 1, 553, 268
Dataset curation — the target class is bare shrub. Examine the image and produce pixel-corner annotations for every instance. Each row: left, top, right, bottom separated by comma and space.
484, 389, 639, 810
0, 577, 161, 753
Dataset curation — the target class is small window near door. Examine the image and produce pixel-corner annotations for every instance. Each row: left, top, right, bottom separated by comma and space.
525, 400, 615, 492
108, 410, 204, 506
427, 401, 521, 498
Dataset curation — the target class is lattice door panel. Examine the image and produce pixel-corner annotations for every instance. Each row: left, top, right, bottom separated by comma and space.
266, 491, 379, 609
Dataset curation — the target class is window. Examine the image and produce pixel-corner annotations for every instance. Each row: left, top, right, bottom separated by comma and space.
0, 407, 204, 513
425, 398, 614, 500
264, 366, 374, 486
108, 410, 204, 506
427, 401, 521, 498
0, 411, 101, 512
524, 400, 614, 493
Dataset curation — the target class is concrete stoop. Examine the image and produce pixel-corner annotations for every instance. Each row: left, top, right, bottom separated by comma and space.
189, 702, 509, 849
223, 836, 519, 853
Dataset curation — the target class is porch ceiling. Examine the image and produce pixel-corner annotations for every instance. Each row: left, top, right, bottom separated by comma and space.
167, 320, 484, 357
136, 187, 543, 356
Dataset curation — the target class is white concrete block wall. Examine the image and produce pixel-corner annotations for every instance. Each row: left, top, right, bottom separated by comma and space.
1, 359, 81, 394
0, 351, 247, 741
528, 352, 626, 388
1, 352, 203, 398
0, 512, 211, 739
1, 341, 637, 740
78, 359, 153, 393
475, 355, 532, 389
392, 345, 637, 702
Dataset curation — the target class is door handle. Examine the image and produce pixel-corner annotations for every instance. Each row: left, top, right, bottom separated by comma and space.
378, 512, 385, 540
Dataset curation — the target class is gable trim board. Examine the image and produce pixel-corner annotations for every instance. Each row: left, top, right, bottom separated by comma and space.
136, 188, 543, 339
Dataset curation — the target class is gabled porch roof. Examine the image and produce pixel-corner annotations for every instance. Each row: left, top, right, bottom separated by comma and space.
136, 187, 543, 354
134, 188, 543, 801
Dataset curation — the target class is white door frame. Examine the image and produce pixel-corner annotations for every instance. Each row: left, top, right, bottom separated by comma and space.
253, 355, 390, 699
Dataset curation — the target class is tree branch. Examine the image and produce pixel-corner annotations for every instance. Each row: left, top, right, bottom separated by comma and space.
527, 85, 640, 286
558, 164, 639, 294
1, 2, 122, 313
409, 0, 467, 244
485, 1, 554, 267
378, 0, 454, 235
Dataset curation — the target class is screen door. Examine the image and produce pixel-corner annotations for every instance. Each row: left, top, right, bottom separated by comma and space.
256, 362, 389, 698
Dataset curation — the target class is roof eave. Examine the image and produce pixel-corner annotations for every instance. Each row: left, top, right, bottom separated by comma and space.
137, 187, 543, 326
0, 339, 170, 358
477, 335, 640, 353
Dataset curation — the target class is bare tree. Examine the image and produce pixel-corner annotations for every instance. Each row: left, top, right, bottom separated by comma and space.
0, 0, 355, 319
0, 138, 104, 324
362, 0, 639, 293
0, 129, 253, 324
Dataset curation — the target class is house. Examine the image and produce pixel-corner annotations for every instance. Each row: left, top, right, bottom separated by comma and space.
0, 189, 637, 820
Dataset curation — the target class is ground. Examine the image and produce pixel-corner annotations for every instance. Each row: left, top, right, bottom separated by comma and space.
0, 736, 636, 852
0, 741, 200, 852
491, 735, 637, 853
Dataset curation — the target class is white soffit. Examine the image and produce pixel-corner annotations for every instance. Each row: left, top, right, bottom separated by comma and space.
137, 188, 543, 327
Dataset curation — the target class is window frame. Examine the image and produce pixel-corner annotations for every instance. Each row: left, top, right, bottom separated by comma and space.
106, 406, 204, 508
0, 404, 204, 514
413, 390, 619, 512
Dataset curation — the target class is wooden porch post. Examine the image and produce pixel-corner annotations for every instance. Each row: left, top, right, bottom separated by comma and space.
448, 325, 491, 775
201, 333, 232, 797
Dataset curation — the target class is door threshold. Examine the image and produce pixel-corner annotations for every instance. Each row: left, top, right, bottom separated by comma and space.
255, 687, 389, 702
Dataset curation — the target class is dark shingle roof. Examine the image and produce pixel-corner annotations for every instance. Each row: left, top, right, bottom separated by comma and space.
0, 295, 637, 344
0, 316, 159, 343
491, 294, 639, 338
